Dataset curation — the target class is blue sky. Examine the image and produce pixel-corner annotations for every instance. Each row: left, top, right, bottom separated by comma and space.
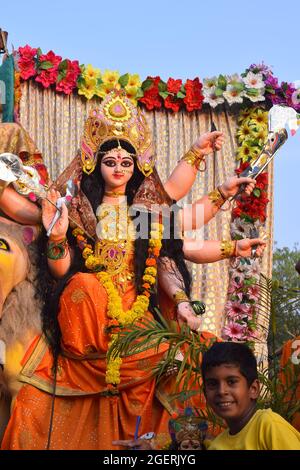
2, 0, 300, 248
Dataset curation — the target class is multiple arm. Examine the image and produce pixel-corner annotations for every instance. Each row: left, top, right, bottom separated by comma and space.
0, 185, 41, 225
158, 257, 202, 331
41, 189, 71, 279
183, 238, 266, 264
164, 131, 224, 201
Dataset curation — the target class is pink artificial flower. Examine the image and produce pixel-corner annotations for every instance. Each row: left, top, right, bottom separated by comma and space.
245, 259, 261, 281
222, 321, 247, 340
247, 284, 260, 301
56, 59, 81, 95
228, 278, 244, 294
35, 50, 62, 88
225, 300, 251, 320
18, 45, 38, 80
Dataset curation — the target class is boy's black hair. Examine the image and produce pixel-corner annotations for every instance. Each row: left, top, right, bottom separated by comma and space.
201, 342, 258, 387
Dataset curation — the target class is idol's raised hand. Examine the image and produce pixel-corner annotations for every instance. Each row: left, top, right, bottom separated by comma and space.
177, 301, 202, 332
220, 176, 256, 198
42, 188, 69, 240
193, 131, 224, 155
236, 238, 266, 258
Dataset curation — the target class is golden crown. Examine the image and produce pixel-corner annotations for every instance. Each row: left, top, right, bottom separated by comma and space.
81, 89, 154, 177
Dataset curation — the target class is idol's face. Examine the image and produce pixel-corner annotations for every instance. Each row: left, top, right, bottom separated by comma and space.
100, 148, 134, 190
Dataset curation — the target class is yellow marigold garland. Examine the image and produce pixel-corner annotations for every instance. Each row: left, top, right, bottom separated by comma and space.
72, 221, 164, 386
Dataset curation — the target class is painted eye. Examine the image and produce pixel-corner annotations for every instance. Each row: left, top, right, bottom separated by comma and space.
0, 238, 10, 251
121, 160, 133, 167
103, 160, 116, 167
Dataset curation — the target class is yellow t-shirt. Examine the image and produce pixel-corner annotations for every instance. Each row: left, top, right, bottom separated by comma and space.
208, 409, 300, 450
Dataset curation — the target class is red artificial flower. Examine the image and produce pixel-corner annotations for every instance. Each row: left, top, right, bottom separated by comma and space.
256, 172, 268, 186
235, 161, 250, 175
18, 45, 38, 80
164, 95, 181, 112
167, 78, 182, 94
183, 77, 204, 112
35, 50, 62, 88
56, 59, 81, 95
139, 76, 162, 110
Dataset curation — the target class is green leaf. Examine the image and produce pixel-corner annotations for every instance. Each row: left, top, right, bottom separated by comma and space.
158, 80, 167, 93
36, 48, 42, 58
253, 188, 261, 197
118, 73, 129, 88
217, 74, 227, 90
176, 91, 186, 99
245, 87, 259, 96
57, 71, 66, 82
39, 61, 54, 70
58, 59, 68, 71
159, 91, 169, 99
135, 88, 144, 99
265, 86, 276, 94
214, 87, 224, 97
76, 75, 85, 86
141, 79, 153, 91
231, 82, 245, 92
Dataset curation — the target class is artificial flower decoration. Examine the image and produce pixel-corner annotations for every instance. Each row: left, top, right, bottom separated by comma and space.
82, 64, 101, 81
18, 45, 37, 80
139, 76, 162, 110
78, 76, 99, 100
16, 47, 300, 113
56, 59, 81, 95
223, 106, 269, 343
183, 78, 204, 112
35, 50, 62, 88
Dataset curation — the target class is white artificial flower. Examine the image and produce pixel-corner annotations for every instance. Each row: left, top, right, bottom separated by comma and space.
203, 86, 225, 108
245, 88, 266, 102
223, 85, 245, 105
230, 218, 261, 239
227, 73, 243, 85
203, 77, 217, 89
243, 71, 265, 89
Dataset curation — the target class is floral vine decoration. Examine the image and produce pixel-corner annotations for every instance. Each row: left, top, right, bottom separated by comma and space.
17, 47, 300, 113
222, 106, 269, 343
72, 221, 164, 387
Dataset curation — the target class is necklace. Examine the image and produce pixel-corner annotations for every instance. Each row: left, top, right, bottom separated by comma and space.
104, 190, 126, 198
72, 221, 164, 388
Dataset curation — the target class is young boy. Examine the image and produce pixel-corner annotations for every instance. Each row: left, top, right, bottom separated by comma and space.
202, 342, 300, 450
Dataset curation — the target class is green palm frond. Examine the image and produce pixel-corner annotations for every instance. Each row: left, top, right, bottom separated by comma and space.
108, 308, 216, 390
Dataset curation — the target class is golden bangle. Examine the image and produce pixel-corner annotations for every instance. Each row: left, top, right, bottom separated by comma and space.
208, 187, 226, 209
181, 146, 205, 171
220, 240, 236, 258
173, 290, 190, 305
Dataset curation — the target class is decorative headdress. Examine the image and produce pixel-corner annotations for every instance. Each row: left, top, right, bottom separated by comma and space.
81, 89, 154, 177
168, 409, 208, 450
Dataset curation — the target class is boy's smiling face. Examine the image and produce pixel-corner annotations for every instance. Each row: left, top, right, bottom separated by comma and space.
204, 364, 260, 426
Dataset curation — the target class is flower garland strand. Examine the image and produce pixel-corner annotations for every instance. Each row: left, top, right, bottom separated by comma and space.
222, 107, 269, 343
72, 221, 163, 385
16, 47, 300, 113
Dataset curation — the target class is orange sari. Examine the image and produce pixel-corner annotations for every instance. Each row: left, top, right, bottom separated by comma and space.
279, 337, 300, 432
1, 272, 171, 450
